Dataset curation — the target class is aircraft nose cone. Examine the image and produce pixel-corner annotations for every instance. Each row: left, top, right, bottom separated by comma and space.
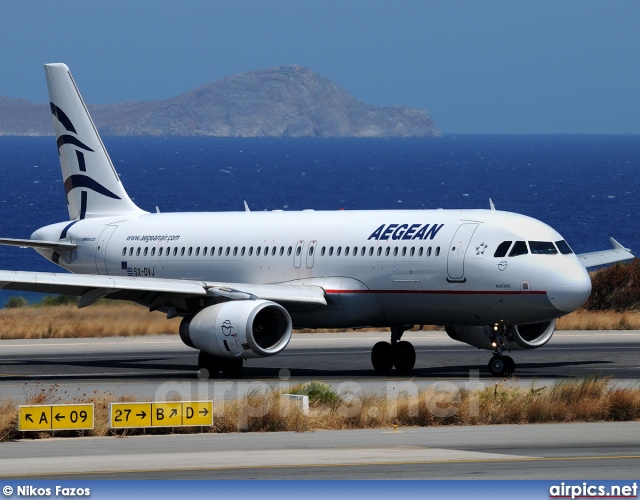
546, 263, 592, 313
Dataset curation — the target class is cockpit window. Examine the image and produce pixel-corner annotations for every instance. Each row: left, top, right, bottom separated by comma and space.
529, 241, 558, 255
508, 241, 528, 257
555, 240, 574, 255
494, 241, 512, 258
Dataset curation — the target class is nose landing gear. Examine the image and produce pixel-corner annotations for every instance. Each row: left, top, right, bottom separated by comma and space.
371, 325, 416, 374
486, 324, 516, 377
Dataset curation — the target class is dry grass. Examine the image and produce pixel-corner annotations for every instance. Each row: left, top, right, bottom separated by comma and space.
2, 377, 639, 442
1, 302, 640, 340
0, 302, 180, 339
556, 310, 640, 330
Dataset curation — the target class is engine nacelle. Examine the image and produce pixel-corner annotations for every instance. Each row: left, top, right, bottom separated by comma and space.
180, 300, 292, 359
444, 320, 556, 351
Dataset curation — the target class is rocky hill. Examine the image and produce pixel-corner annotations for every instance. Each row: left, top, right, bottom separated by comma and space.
0, 66, 440, 138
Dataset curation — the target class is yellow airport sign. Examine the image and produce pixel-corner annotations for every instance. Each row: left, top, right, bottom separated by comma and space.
183, 401, 213, 426
110, 402, 152, 428
152, 402, 182, 427
109, 401, 213, 428
18, 404, 94, 431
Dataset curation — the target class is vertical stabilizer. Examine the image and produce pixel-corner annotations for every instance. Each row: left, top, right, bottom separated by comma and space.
44, 63, 145, 220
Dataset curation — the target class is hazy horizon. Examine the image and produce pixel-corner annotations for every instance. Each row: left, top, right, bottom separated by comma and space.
1, 1, 638, 135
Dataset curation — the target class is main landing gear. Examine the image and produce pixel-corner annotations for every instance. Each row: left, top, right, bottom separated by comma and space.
198, 351, 243, 378
486, 324, 515, 377
371, 325, 416, 374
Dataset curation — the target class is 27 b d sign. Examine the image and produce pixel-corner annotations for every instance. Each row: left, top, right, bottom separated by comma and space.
109, 401, 213, 428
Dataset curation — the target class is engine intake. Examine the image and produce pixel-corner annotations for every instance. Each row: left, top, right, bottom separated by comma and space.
445, 320, 556, 351
180, 300, 292, 359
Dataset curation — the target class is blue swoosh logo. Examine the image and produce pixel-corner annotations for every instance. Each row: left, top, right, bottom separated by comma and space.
64, 175, 121, 200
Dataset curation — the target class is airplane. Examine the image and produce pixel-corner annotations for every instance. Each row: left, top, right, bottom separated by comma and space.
0, 63, 634, 378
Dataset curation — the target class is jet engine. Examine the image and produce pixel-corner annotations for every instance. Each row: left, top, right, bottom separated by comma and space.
180, 300, 292, 359
444, 320, 556, 351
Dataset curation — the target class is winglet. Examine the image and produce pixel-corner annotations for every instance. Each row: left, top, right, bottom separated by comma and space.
244, 201, 251, 212
609, 237, 630, 252
489, 199, 496, 211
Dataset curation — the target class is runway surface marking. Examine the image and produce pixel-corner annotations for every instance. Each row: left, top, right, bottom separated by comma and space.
0, 447, 533, 476
2, 449, 640, 478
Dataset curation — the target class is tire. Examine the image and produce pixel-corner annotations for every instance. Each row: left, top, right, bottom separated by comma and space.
502, 355, 515, 376
393, 341, 416, 373
371, 341, 393, 373
220, 358, 244, 378
198, 351, 221, 378
488, 356, 506, 377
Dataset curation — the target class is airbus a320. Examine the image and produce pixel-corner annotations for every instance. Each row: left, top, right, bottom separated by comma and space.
0, 64, 633, 377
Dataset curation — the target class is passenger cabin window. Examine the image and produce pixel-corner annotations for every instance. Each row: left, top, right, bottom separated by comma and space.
195, 247, 199, 256
321, 247, 326, 256
529, 241, 557, 255
329, 246, 334, 256
180, 247, 185, 256
337, 247, 342, 256
555, 240, 574, 255
508, 241, 528, 257
173, 247, 178, 256
151, 248, 156, 256
158, 248, 163, 256
287, 246, 293, 256
494, 241, 512, 258
122, 248, 126, 257
377, 247, 382, 256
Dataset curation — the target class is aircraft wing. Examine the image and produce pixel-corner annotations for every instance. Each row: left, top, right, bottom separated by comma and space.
0, 270, 327, 309
577, 238, 634, 268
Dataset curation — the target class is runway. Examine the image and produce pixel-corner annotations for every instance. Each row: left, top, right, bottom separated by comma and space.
1, 331, 640, 479
0, 422, 639, 479
1, 330, 639, 402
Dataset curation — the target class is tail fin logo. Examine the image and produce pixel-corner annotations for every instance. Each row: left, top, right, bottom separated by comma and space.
50, 103, 121, 219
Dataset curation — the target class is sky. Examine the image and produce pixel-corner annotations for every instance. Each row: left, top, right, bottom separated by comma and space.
0, 1, 638, 134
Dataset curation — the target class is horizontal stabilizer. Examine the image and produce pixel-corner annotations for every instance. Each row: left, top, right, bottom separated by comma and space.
577, 237, 634, 268
0, 238, 77, 251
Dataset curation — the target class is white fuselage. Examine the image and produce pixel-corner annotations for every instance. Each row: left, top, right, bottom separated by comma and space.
32, 207, 592, 329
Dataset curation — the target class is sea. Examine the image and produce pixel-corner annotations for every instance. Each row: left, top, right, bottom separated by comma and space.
0, 135, 638, 307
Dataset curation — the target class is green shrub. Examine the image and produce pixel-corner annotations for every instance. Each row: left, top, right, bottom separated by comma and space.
585, 259, 640, 311
4, 296, 28, 308
287, 381, 340, 406
37, 295, 78, 307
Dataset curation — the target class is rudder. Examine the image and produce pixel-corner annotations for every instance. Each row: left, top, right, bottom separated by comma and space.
44, 63, 145, 220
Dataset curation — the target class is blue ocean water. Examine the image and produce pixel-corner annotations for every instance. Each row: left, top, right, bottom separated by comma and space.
0, 135, 638, 306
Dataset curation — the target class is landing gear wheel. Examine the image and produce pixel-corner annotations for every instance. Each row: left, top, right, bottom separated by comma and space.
198, 351, 221, 379
371, 341, 393, 373
488, 355, 515, 377
393, 341, 416, 373
220, 358, 244, 378
502, 356, 515, 375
